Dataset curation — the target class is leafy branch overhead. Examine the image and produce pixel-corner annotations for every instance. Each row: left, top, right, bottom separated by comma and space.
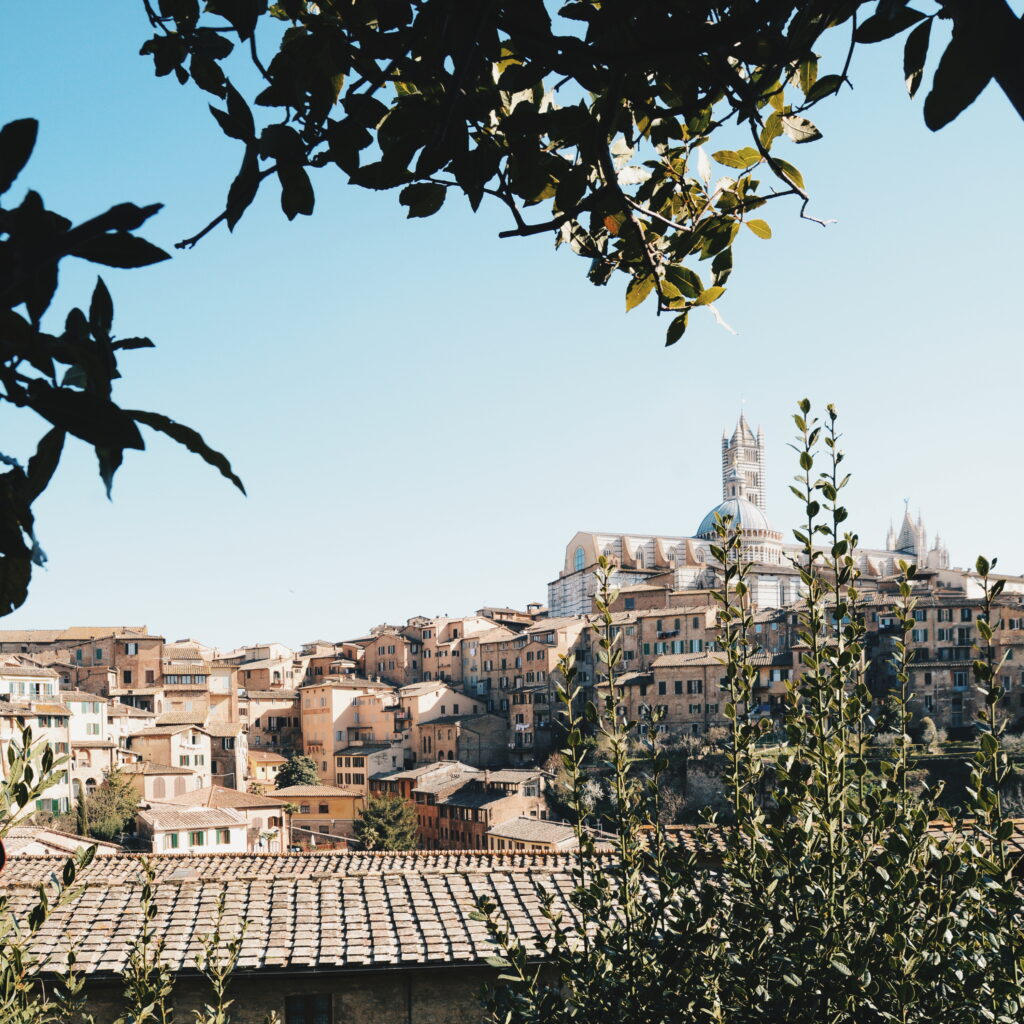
0, 118, 244, 618
141, 0, 1023, 343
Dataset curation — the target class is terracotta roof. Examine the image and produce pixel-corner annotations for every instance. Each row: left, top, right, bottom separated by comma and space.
487, 817, 578, 845
120, 761, 196, 776
274, 785, 362, 798
155, 711, 207, 727
138, 805, 246, 831
107, 704, 155, 718
203, 721, 243, 737
248, 750, 287, 763
0, 627, 147, 644
34, 703, 70, 716
70, 740, 117, 749
0, 851, 582, 976
134, 724, 195, 737
0, 664, 60, 678
57, 690, 108, 702
4, 826, 122, 857
160, 786, 289, 810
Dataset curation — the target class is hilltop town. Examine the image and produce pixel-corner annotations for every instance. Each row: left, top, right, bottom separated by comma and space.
1, 418, 1022, 859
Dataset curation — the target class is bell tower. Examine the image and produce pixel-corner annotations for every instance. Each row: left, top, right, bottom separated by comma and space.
721, 413, 766, 513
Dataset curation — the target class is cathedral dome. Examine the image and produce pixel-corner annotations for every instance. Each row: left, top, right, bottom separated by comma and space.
696, 497, 771, 539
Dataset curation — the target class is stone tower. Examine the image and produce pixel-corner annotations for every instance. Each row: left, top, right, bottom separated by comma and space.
721, 413, 767, 512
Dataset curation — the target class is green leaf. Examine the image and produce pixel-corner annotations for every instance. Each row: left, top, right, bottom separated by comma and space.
781, 116, 822, 144
398, 182, 446, 219
226, 145, 261, 230
89, 278, 113, 339
855, 7, 926, 44
278, 163, 314, 220
625, 274, 655, 311
695, 286, 725, 306
805, 74, 844, 104
712, 148, 760, 170
70, 233, 170, 269
924, 22, 992, 131
130, 409, 246, 495
665, 265, 702, 299
772, 159, 805, 191
0, 118, 38, 196
903, 19, 932, 99
665, 312, 688, 346
745, 219, 771, 239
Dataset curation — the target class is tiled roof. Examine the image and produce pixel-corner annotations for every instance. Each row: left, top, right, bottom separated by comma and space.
0, 627, 147, 644
4, 827, 123, 857
119, 761, 195, 776
0, 664, 60, 678
0, 851, 581, 976
274, 785, 362, 798
107, 704, 155, 718
161, 786, 289, 810
70, 739, 117, 749
248, 751, 287, 763
139, 805, 247, 831
487, 817, 578, 845
333, 745, 392, 756
57, 690, 108, 702
203, 720, 244, 737
134, 724, 194, 737
155, 711, 207, 727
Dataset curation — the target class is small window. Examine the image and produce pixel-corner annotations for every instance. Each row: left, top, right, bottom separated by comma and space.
189, 831, 205, 847
300, 803, 310, 814
94, 648, 103, 661
318, 803, 329, 814
573, 546, 585, 572
285, 994, 331, 1024
216, 828, 231, 844
163, 833, 179, 850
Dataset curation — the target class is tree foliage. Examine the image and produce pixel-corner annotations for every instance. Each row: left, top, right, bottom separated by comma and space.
80, 769, 140, 843
274, 753, 320, 788
480, 401, 1024, 1024
138, 0, 1023, 346
0, 118, 244, 618
353, 793, 418, 851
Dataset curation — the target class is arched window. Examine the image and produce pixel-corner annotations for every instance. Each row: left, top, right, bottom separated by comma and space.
153, 777, 166, 799
635, 547, 644, 567
573, 546, 585, 572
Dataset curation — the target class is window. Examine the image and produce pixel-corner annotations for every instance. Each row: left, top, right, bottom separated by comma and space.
164, 833, 179, 850
924, 695, 934, 712
216, 829, 231, 844
624, 597, 635, 610
674, 680, 683, 695
125, 642, 139, 655
657, 681, 666, 696
953, 671, 969, 690
189, 831, 205, 846
318, 803, 329, 814
961, 608, 973, 622
686, 679, 703, 695
911, 629, 928, 643
123, 670, 133, 685
937, 608, 953, 622
74, 649, 82, 662
913, 609, 927, 622
300, 803, 310, 814
923, 672, 933, 686
706, 704, 718, 714
86, 722, 100, 736
94, 648, 103, 661
689, 703, 702, 715
285, 994, 331, 1024
574, 546, 585, 572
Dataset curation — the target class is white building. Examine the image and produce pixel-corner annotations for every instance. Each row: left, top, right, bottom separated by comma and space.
549, 414, 951, 616
136, 804, 248, 854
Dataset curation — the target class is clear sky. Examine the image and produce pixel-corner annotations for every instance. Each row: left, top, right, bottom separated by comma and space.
1, 6, 1022, 650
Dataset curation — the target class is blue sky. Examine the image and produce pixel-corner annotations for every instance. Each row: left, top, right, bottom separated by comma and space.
1, 6, 1022, 649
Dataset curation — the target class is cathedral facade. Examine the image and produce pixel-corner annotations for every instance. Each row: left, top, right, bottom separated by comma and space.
548, 415, 950, 617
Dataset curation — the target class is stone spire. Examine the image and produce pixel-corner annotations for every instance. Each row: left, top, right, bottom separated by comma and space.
722, 413, 766, 512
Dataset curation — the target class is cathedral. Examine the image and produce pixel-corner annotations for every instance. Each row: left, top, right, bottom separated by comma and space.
548, 414, 950, 616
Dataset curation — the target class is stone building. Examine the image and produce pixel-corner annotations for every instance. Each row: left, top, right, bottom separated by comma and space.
549, 414, 951, 616
415, 712, 508, 768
